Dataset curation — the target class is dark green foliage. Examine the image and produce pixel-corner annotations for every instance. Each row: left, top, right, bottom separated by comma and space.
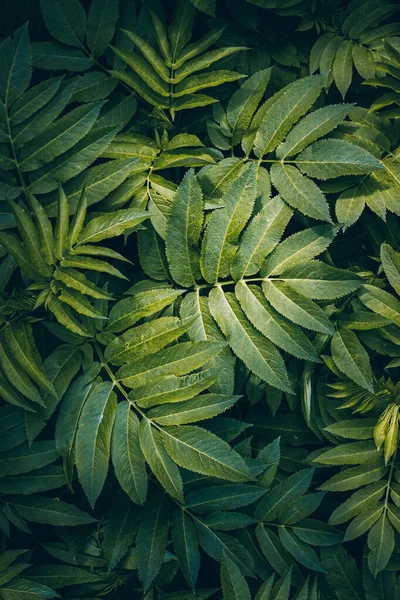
1, 0, 400, 598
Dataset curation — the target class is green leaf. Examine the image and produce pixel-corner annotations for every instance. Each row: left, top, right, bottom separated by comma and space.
7, 495, 96, 526
253, 74, 325, 157
172, 509, 200, 591
169, 0, 195, 60
25, 565, 101, 588
270, 163, 332, 223
321, 546, 363, 600
255, 468, 314, 522
276, 104, 353, 159
329, 482, 386, 525
180, 292, 236, 395
139, 419, 184, 502
185, 484, 265, 513
314, 440, 379, 466
161, 425, 252, 482
201, 162, 258, 283
111, 402, 147, 505
0, 441, 58, 476
117, 341, 225, 389
367, 514, 394, 576
262, 280, 335, 335
166, 169, 203, 287
221, 551, 251, 600
235, 282, 319, 362
296, 139, 384, 179
103, 492, 138, 571
323, 418, 376, 440
333, 40, 353, 99
344, 506, 383, 541
105, 317, 189, 366
136, 491, 170, 592
209, 288, 293, 392
107, 287, 183, 333
320, 459, 386, 493
227, 69, 272, 146
40, 0, 86, 47
380, 243, 400, 295
279, 261, 361, 299
358, 284, 400, 327
278, 527, 325, 572
131, 370, 218, 409
0, 25, 31, 109
75, 381, 117, 507
231, 195, 293, 280
148, 393, 239, 425
19, 102, 103, 172
331, 328, 374, 392
261, 224, 338, 277
77, 208, 148, 244
0, 578, 58, 600
0, 466, 67, 495
87, 0, 118, 57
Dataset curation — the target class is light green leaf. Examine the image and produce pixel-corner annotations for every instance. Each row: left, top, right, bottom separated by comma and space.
117, 341, 225, 389
180, 292, 236, 395
296, 139, 384, 179
261, 224, 338, 277
77, 208, 148, 244
148, 393, 239, 425
314, 440, 379, 466
227, 69, 272, 146
279, 261, 361, 299
381, 243, 400, 295
262, 280, 335, 334
201, 162, 257, 283
106, 287, 183, 333
323, 418, 376, 440
358, 284, 400, 327
276, 104, 353, 159
231, 195, 293, 280
331, 328, 374, 392
253, 74, 325, 157
131, 370, 218, 409
105, 317, 189, 366
270, 163, 332, 223
235, 282, 319, 362
209, 288, 293, 392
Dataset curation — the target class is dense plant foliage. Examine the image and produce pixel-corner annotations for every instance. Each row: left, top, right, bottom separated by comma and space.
2, 0, 400, 598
